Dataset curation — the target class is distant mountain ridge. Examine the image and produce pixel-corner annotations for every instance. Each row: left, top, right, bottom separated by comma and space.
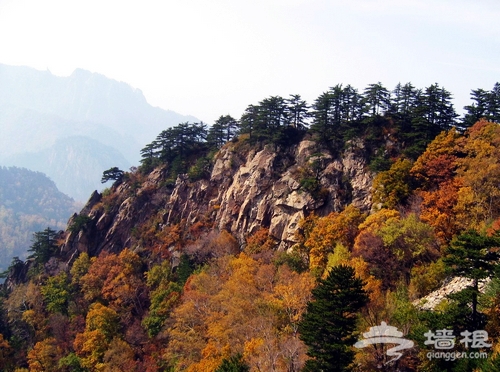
0, 166, 79, 271
5, 136, 131, 201
0, 64, 199, 200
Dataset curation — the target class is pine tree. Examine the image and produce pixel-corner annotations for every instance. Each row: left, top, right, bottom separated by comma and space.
207, 117, 226, 149
221, 115, 239, 142
101, 167, 124, 184
363, 82, 390, 116
402, 84, 457, 159
341, 84, 364, 125
286, 94, 310, 129
215, 354, 250, 372
139, 142, 159, 169
487, 82, 500, 122
259, 96, 288, 130
239, 104, 259, 140
310, 91, 335, 142
420, 83, 457, 130
298, 264, 368, 372
208, 115, 239, 149
27, 227, 59, 265
463, 88, 489, 127
444, 230, 500, 328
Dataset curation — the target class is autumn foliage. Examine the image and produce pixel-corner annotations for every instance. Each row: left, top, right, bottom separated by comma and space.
4, 118, 500, 371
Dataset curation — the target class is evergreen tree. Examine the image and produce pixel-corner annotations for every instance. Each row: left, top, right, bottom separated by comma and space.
170, 122, 207, 158
420, 83, 457, 130
239, 96, 305, 145
444, 230, 500, 328
259, 96, 288, 130
215, 354, 250, 372
139, 121, 209, 176
341, 84, 364, 125
310, 86, 348, 145
156, 130, 173, 160
239, 104, 259, 140
310, 90, 335, 142
139, 142, 159, 169
487, 82, 500, 122
389, 83, 420, 131
286, 94, 310, 129
27, 227, 59, 265
101, 167, 124, 184
328, 84, 344, 129
219, 115, 239, 142
363, 82, 390, 116
390, 82, 404, 115
310, 85, 365, 146
207, 119, 226, 149
452, 83, 500, 128
463, 88, 490, 127
298, 264, 368, 372
402, 84, 457, 159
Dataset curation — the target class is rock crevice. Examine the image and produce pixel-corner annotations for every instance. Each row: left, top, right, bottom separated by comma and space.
64, 138, 374, 256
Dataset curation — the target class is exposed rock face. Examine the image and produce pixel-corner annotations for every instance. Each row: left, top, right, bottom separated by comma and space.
62, 138, 374, 258
414, 277, 490, 310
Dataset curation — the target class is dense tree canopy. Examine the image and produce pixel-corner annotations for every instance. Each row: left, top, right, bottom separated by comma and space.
463, 83, 500, 127
135, 82, 497, 185
3, 82, 500, 371
0, 167, 76, 271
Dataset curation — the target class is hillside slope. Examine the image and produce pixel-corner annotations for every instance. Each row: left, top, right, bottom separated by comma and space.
0, 64, 198, 200
62, 136, 372, 258
0, 166, 79, 271
6, 136, 130, 201
2, 81, 500, 370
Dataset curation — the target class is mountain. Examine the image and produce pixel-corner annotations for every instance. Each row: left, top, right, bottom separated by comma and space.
0, 64, 199, 200
0, 166, 79, 272
5, 119, 500, 370
3, 80, 500, 370
6, 136, 131, 202
63, 138, 372, 257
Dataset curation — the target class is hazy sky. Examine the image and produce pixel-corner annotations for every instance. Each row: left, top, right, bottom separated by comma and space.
0, 0, 499, 123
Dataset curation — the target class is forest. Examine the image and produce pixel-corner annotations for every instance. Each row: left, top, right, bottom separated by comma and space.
0, 167, 78, 272
1, 81, 500, 371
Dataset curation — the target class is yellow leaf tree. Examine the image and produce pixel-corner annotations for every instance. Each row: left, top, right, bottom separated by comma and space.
304, 205, 365, 272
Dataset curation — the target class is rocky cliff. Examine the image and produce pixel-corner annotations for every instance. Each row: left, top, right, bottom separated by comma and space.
61, 137, 374, 260
414, 277, 490, 310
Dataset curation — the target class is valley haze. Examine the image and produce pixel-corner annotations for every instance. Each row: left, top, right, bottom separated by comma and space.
0, 64, 199, 201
